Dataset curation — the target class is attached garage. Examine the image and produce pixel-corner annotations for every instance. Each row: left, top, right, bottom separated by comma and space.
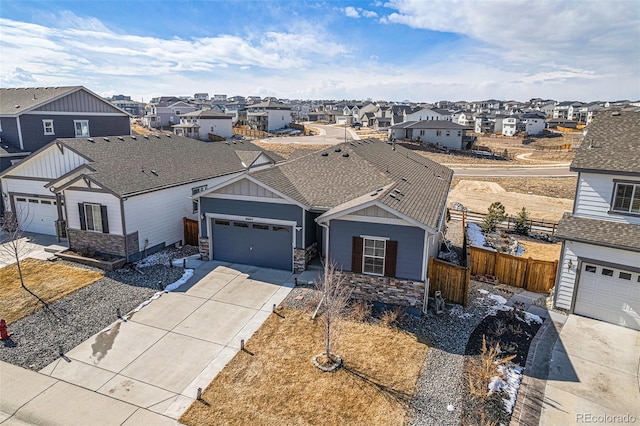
13, 196, 60, 235
574, 262, 640, 331
210, 218, 293, 271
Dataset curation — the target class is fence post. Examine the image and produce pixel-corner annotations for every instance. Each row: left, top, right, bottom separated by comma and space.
524, 257, 533, 290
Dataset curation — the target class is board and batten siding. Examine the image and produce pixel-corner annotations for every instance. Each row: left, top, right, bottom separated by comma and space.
64, 189, 123, 235
124, 175, 238, 252
3, 144, 86, 179
555, 240, 640, 310
574, 172, 640, 226
328, 219, 426, 281
199, 197, 304, 248
19, 115, 131, 152
33, 89, 123, 114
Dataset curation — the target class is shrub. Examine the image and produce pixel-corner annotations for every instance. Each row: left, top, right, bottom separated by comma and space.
513, 207, 531, 235
466, 336, 516, 399
380, 305, 405, 328
350, 300, 372, 322
482, 202, 507, 233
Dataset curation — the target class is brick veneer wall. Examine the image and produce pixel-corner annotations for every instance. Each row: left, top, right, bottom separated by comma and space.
68, 229, 139, 258
340, 271, 425, 310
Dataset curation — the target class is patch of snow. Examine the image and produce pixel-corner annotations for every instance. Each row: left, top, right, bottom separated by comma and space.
478, 289, 489, 295
488, 376, 505, 394
124, 268, 194, 317
136, 251, 174, 267
449, 305, 473, 319
488, 294, 508, 305
516, 244, 525, 256
467, 223, 487, 248
519, 311, 543, 325
447, 404, 455, 412
497, 363, 523, 414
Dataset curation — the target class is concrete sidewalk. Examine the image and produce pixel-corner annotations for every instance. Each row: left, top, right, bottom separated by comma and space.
0, 231, 67, 268
1, 260, 295, 425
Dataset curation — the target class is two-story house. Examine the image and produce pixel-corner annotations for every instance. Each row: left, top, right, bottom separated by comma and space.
0, 86, 131, 174
172, 110, 233, 140
388, 120, 471, 150
246, 101, 292, 132
144, 97, 197, 129
404, 107, 452, 122
554, 108, 640, 330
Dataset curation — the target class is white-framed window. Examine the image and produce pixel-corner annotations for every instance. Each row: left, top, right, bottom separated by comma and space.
192, 184, 207, 213
612, 182, 640, 214
43, 119, 55, 135
445, 130, 451, 136
74, 120, 90, 137
84, 203, 103, 232
436, 130, 442, 136
363, 238, 385, 275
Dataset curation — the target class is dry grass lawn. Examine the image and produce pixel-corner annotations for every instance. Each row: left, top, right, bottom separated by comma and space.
180, 308, 428, 426
519, 240, 562, 262
0, 259, 103, 324
452, 177, 577, 199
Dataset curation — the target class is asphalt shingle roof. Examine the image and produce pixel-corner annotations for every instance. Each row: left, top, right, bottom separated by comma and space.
390, 120, 469, 130
0, 86, 80, 115
556, 213, 640, 252
571, 108, 640, 175
179, 110, 232, 119
251, 139, 453, 229
51, 136, 281, 197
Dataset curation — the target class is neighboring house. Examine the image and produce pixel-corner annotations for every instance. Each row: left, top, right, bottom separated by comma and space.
246, 101, 292, 132
144, 97, 197, 129
0, 135, 280, 261
521, 112, 546, 135
194, 139, 453, 312
389, 120, 470, 150
0, 86, 131, 171
404, 107, 452, 122
553, 108, 640, 331
502, 116, 520, 136
308, 110, 337, 123
106, 95, 144, 117
172, 110, 233, 140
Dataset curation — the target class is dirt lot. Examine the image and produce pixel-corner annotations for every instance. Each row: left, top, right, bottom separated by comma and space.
452, 177, 576, 199
253, 141, 329, 159
448, 180, 573, 221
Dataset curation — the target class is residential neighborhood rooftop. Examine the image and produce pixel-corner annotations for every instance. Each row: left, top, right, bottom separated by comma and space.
556, 213, 640, 252
0, 86, 81, 115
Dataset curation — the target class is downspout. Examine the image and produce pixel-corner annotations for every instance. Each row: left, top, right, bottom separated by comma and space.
120, 198, 129, 263
318, 220, 330, 273
422, 232, 434, 314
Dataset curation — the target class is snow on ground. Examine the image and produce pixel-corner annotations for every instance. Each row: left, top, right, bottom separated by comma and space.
495, 363, 524, 414
478, 289, 489, 295
488, 294, 508, 305
467, 223, 487, 247
520, 311, 543, 325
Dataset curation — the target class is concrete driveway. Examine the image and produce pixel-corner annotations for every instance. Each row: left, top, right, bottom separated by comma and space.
1, 261, 294, 424
0, 231, 67, 268
540, 315, 640, 425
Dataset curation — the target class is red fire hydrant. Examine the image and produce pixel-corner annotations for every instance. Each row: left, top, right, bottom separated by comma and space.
0, 319, 12, 340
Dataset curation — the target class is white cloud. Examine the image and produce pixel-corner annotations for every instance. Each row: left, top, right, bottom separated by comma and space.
344, 6, 360, 18
361, 10, 378, 18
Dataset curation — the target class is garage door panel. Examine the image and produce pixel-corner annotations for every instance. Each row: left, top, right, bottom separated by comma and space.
211, 220, 292, 271
14, 197, 58, 235
575, 263, 640, 331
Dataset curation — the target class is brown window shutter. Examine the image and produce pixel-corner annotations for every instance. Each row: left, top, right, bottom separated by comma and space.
384, 240, 398, 278
100, 205, 109, 234
78, 203, 86, 230
351, 236, 363, 273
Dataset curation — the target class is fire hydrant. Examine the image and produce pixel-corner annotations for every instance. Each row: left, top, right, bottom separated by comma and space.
0, 319, 12, 340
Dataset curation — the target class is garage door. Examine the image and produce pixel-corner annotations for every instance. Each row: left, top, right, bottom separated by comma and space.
575, 263, 640, 330
211, 219, 292, 271
14, 196, 59, 235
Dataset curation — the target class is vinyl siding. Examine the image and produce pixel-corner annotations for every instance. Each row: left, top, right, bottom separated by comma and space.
555, 240, 640, 310
3, 144, 86, 179
64, 189, 123, 235
328, 219, 425, 281
124, 175, 238, 252
0, 117, 20, 149
574, 172, 640, 225
305, 211, 320, 248
19, 115, 130, 152
197, 118, 232, 139
2, 177, 52, 206
33, 89, 123, 113
200, 197, 303, 248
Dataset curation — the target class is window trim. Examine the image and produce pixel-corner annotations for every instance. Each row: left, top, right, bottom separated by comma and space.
191, 184, 208, 214
362, 237, 386, 276
610, 181, 640, 215
74, 120, 90, 137
84, 203, 103, 233
42, 119, 55, 135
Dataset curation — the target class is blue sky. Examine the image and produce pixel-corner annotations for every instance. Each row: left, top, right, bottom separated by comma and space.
1, 0, 639, 102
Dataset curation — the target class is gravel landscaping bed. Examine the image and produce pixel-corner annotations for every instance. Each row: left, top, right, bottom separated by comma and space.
0, 261, 185, 371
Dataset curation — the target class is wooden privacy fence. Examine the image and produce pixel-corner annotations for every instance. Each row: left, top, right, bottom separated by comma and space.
449, 210, 558, 235
232, 127, 271, 139
469, 246, 558, 293
429, 257, 470, 306
183, 217, 199, 247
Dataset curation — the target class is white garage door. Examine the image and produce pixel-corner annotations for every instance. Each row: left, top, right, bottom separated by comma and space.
575, 262, 640, 331
14, 196, 59, 235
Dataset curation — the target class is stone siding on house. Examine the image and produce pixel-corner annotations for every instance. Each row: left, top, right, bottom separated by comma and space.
199, 237, 210, 259
68, 229, 139, 258
294, 242, 318, 273
340, 271, 425, 310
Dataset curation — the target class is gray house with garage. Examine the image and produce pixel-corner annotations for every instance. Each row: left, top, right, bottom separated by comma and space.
194, 139, 453, 312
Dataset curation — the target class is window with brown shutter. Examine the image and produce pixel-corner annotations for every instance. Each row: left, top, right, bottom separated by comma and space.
351, 236, 363, 273
384, 240, 397, 277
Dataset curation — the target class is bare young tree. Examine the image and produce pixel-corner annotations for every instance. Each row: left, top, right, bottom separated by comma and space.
1, 210, 50, 310
313, 260, 352, 368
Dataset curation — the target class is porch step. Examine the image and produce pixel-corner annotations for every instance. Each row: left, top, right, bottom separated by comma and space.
44, 245, 68, 253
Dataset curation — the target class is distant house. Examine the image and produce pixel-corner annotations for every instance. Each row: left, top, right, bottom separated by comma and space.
0, 135, 280, 259
194, 139, 453, 312
246, 101, 292, 132
143, 97, 197, 129
0, 86, 131, 173
106, 95, 144, 117
521, 112, 546, 135
502, 116, 519, 136
389, 120, 470, 150
404, 107, 452, 122
172, 110, 233, 140
553, 108, 640, 331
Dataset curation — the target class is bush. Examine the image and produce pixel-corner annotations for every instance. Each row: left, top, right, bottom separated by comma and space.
380, 305, 405, 328
350, 300, 372, 322
482, 202, 507, 233
513, 207, 531, 235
